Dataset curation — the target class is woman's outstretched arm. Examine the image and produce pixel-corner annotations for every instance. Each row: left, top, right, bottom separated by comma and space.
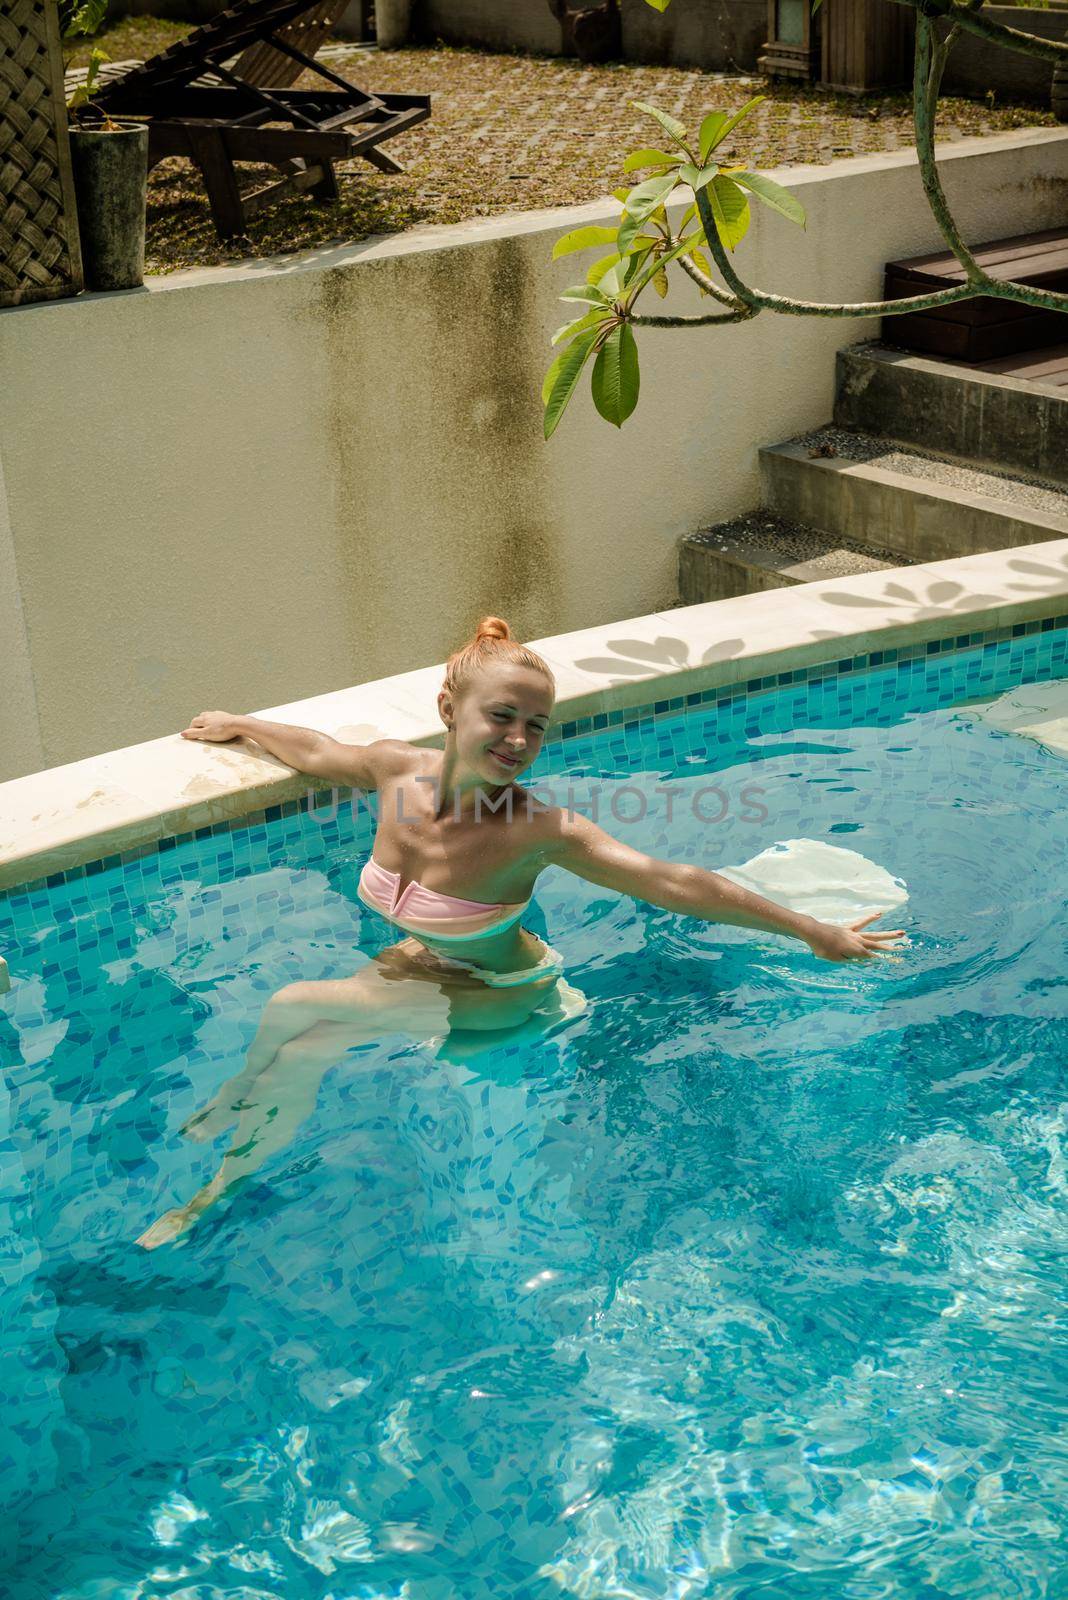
180, 711, 412, 789
542, 809, 906, 963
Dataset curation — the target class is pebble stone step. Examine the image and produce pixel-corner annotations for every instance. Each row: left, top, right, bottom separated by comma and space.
834, 341, 1068, 487
678, 510, 910, 605
760, 427, 1068, 565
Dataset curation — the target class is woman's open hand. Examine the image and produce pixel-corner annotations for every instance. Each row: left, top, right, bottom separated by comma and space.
181, 710, 244, 742
804, 911, 908, 963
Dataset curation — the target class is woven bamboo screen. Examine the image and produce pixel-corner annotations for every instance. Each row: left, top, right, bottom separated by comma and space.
0, 0, 83, 307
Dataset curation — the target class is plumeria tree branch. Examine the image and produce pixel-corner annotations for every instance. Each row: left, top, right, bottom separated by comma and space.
541, 0, 1068, 434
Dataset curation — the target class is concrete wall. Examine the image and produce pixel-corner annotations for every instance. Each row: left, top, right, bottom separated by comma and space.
413, 0, 564, 54
619, 0, 766, 72
0, 455, 44, 777
412, 0, 767, 69
2, 128, 1068, 780
942, 4, 1068, 104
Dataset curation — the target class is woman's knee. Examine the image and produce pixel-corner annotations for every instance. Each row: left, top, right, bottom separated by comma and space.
267, 981, 321, 1014
273, 1020, 364, 1068
264, 980, 373, 1030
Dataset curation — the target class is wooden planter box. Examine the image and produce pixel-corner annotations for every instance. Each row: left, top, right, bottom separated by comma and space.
760, 0, 912, 91
820, 0, 914, 93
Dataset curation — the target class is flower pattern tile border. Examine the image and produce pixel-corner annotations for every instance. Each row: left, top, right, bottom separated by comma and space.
3, 610, 1065, 913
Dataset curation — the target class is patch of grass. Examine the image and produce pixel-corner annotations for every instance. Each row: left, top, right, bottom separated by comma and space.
63, 13, 192, 70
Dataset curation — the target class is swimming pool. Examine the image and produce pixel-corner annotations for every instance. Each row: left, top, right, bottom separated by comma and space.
2, 617, 1067, 1600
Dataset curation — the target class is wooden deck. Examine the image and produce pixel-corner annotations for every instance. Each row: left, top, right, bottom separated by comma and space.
883, 229, 1068, 362
967, 343, 1068, 391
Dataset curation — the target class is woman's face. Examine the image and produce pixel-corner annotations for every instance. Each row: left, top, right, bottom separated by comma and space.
442, 661, 554, 787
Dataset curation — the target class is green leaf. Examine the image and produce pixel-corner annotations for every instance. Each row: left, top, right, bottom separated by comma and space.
597, 260, 626, 298
617, 172, 676, 255
691, 246, 712, 279
677, 161, 719, 193
702, 95, 766, 156
643, 0, 671, 10
551, 308, 609, 346
616, 211, 642, 257
732, 171, 807, 228
623, 147, 679, 173
559, 284, 612, 306
586, 250, 620, 286
552, 224, 620, 261
68, 42, 110, 107
590, 325, 640, 428
543, 329, 603, 439
64, 0, 107, 36
698, 112, 728, 163
630, 100, 691, 155
652, 269, 669, 298
601, 245, 651, 297
706, 176, 750, 251
622, 170, 679, 220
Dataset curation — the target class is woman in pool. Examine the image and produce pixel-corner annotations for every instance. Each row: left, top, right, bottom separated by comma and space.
137, 617, 905, 1248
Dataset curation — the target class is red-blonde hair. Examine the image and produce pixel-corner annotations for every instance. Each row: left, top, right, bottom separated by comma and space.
443, 616, 555, 699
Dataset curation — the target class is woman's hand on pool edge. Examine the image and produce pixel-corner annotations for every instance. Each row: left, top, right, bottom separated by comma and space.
181, 710, 244, 742
803, 912, 908, 963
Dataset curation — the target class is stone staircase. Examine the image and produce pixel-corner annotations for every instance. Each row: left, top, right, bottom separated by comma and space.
680, 341, 1068, 604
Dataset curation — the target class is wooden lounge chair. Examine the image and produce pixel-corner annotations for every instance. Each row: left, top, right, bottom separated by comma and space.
232, 0, 348, 92
92, 0, 429, 240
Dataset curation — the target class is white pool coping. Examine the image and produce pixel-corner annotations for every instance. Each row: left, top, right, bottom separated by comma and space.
2, 537, 1067, 894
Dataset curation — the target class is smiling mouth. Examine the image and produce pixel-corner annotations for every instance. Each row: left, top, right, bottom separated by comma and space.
490, 750, 521, 768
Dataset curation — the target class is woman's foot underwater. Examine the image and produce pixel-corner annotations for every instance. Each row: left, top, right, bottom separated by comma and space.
137, 1182, 221, 1250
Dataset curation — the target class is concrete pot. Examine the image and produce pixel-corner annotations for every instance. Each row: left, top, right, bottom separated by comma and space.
69, 122, 149, 292
375, 0, 412, 47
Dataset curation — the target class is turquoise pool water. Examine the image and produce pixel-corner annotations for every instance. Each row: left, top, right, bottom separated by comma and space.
2, 623, 1068, 1600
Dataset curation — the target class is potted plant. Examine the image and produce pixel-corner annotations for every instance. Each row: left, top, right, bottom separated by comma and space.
62, 0, 149, 292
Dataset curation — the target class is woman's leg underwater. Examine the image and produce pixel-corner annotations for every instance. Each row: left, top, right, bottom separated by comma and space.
180, 984, 368, 1142
139, 949, 559, 1249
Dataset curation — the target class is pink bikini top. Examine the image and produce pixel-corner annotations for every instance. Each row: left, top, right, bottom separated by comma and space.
357, 856, 529, 944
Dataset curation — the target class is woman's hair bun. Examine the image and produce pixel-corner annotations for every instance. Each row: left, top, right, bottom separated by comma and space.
474, 616, 511, 642
443, 614, 554, 699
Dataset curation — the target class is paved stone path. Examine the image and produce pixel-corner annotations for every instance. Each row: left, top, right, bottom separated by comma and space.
137, 41, 1054, 273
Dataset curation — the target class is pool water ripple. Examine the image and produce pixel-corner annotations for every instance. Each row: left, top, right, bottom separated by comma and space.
1, 632, 1067, 1598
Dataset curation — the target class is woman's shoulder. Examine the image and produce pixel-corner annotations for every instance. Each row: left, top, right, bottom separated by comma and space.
507, 788, 585, 856
366, 740, 437, 783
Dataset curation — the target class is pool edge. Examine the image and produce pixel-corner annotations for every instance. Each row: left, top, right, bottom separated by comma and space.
2, 537, 1067, 895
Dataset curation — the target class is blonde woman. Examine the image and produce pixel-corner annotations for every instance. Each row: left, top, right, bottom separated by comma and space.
138, 617, 904, 1247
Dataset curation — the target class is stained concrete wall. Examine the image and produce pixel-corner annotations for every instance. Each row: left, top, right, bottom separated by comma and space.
411, 0, 766, 68
2, 128, 1068, 780
941, 4, 1068, 104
